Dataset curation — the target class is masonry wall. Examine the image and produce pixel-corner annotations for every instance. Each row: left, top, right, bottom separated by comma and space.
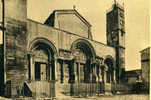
27, 20, 115, 61
5, 0, 27, 21
54, 12, 90, 39
141, 48, 150, 83
5, 0, 27, 97
27, 20, 116, 95
142, 61, 150, 83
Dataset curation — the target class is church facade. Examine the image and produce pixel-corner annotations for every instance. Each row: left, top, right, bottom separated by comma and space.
0, 0, 125, 98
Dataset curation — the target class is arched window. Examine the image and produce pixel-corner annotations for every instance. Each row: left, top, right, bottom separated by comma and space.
104, 57, 114, 83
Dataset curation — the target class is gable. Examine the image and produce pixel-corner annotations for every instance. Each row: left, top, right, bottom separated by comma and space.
44, 10, 92, 39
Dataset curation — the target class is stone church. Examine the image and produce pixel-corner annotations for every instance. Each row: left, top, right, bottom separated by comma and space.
0, 0, 125, 98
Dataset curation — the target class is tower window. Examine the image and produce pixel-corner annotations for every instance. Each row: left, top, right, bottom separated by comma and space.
121, 32, 124, 36
120, 12, 124, 18
120, 20, 124, 26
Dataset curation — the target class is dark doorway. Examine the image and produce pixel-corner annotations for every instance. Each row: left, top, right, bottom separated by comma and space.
35, 62, 41, 81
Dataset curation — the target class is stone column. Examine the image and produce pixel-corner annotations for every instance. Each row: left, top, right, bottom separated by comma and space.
97, 66, 101, 83
30, 54, 35, 80
92, 64, 97, 83
100, 65, 104, 83
77, 63, 80, 82
113, 69, 116, 84
57, 60, 60, 82
73, 61, 77, 82
64, 61, 69, 83
95, 65, 99, 83
90, 71, 92, 83
60, 60, 64, 83
49, 62, 52, 81
104, 68, 107, 84
55, 58, 58, 81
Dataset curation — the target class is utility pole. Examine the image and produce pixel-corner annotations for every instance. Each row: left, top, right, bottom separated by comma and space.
0, 0, 5, 96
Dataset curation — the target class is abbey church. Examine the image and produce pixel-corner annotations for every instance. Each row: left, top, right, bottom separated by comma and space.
0, 0, 126, 98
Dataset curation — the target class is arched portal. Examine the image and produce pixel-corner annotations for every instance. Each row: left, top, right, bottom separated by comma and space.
104, 57, 114, 83
71, 39, 95, 83
28, 39, 57, 81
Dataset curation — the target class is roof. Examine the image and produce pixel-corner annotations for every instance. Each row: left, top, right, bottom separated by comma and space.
125, 69, 142, 77
45, 9, 91, 27
140, 47, 150, 53
106, 3, 124, 13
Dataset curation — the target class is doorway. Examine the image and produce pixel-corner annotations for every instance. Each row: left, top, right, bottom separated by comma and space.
35, 62, 47, 81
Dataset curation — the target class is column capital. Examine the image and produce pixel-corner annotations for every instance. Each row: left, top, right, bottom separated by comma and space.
27, 51, 35, 57
100, 64, 108, 71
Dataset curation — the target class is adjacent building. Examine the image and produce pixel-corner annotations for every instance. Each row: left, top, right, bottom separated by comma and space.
140, 47, 150, 92
125, 69, 142, 84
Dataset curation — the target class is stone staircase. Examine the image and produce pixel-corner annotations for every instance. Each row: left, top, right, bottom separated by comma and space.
24, 81, 55, 98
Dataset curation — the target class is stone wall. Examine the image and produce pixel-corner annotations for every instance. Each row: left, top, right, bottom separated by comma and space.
45, 10, 92, 39
141, 48, 150, 85
27, 19, 115, 60
5, 18, 27, 97
55, 12, 89, 38
5, 0, 27, 22
5, 0, 27, 97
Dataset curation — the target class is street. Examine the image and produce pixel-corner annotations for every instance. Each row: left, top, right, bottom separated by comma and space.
55, 94, 149, 100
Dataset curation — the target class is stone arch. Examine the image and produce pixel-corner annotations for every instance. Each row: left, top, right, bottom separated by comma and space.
29, 37, 58, 57
104, 55, 115, 83
27, 38, 58, 81
71, 38, 96, 83
71, 38, 96, 59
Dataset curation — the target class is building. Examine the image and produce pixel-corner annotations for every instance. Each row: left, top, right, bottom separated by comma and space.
0, 1, 126, 98
106, 3, 125, 83
125, 69, 142, 84
140, 47, 150, 92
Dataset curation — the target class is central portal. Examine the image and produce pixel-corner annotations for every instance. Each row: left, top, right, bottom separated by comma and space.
29, 41, 56, 81
27, 40, 57, 97
35, 62, 47, 81
71, 40, 95, 83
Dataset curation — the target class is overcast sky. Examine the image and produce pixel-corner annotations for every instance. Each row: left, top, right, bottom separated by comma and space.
28, 0, 149, 70
1, 0, 149, 70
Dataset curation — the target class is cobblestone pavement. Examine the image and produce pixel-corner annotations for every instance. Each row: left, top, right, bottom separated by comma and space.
0, 94, 149, 100
57, 94, 149, 100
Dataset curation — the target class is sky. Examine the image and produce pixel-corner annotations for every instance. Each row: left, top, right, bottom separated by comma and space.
0, 0, 150, 70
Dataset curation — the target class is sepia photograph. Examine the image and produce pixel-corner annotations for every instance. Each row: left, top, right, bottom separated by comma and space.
0, 0, 150, 99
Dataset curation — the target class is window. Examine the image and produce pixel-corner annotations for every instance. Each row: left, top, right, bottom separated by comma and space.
120, 12, 124, 18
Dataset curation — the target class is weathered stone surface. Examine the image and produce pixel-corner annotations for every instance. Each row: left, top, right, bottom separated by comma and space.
5, 18, 27, 97
4, 0, 27, 96
45, 10, 92, 39
140, 47, 150, 92
5, 0, 27, 21
27, 20, 115, 60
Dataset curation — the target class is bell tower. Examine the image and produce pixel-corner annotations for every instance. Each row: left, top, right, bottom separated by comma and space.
106, 2, 125, 83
